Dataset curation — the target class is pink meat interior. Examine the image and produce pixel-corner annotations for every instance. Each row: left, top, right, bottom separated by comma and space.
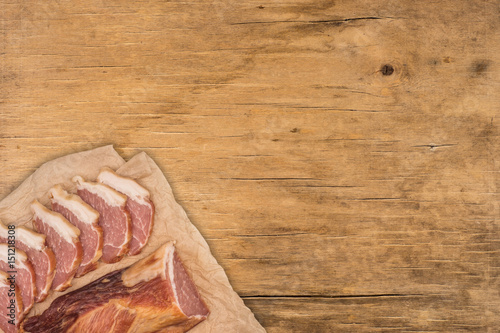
0, 260, 32, 314
77, 189, 128, 261
126, 199, 153, 255
0, 282, 20, 333
51, 202, 99, 267
171, 251, 209, 317
34, 217, 76, 289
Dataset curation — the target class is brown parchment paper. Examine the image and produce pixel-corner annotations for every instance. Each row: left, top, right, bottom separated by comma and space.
0, 145, 266, 333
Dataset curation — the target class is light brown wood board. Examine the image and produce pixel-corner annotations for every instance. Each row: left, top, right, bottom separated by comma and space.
1, 0, 499, 331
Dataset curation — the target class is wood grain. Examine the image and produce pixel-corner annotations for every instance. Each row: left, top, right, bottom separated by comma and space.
1, 0, 499, 331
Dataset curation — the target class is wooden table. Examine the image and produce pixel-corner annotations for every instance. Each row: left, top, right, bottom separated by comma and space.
1, 0, 498, 331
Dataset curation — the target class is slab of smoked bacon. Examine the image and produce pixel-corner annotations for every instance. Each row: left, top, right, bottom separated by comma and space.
21, 242, 209, 333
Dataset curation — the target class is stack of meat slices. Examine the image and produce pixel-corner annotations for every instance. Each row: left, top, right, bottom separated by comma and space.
48, 185, 102, 277
0, 222, 54, 332
0, 223, 55, 303
97, 167, 155, 256
0, 168, 155, 326
0, 244, 36, 316
0, 270, 23, 333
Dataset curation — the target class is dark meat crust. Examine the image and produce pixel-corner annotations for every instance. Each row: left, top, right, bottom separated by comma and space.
23, 268, 131, 333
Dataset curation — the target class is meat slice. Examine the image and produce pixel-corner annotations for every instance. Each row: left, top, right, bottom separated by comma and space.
49, 185, 103, 277
0, 222, 56, 302
0, 244, 36, 316
31, 200, 82, 292
22, 242, 209, 333
73, 176, 132, 263
97, 167, 155, 255
0, 270, 23, 333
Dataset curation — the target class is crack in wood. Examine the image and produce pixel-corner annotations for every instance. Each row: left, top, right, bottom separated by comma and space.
412, 144, 458, 150
241, 293, 425, 299
231, 16, 385, 26
349, 197, 404, 201
283, 185, 363, 188
220, 177, 318, 181
234, 233, 310, 238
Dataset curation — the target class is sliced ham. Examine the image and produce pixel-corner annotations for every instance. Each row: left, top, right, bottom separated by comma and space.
0, 243, 36, 316
22, 242, 209, 333
73, 176, 132, 263
31, 200, 82, 292
0, 270, 23, 333
49, 185, 103, 277
97, 167, 155, 256
0, 222, 56, 302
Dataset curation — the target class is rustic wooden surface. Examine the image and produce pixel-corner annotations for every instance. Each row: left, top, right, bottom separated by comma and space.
1, 0, 499, 331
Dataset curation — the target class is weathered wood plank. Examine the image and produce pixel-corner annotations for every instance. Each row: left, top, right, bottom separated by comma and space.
243, 296, 498, 332
0, 0, 499, 331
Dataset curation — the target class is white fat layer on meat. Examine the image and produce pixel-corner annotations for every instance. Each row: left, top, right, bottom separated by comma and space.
72, 176, 127, 207
97, 168, 150, 205
121, 241, 175, 288
0, 222, 45, 251
31, 200, 80, 242
167, 246, 179, 308
116, 228, 131, 249
0, 243, 28, 263
49, 185, 99, 224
